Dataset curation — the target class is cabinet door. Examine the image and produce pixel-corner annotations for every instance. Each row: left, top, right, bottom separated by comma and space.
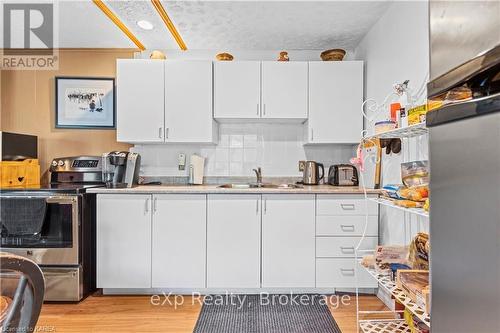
207, 194, 261, 288
152, 194, 206, 288
116, 60, 165, 143
261, 62, 308, 119
96, 194, 152, 288
262, 194, 315, 287
308, 61, 363, 143
214, 61, 261, 119
165, 61, 216, 143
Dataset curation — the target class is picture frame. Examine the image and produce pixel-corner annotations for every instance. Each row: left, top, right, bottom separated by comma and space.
55, 77, 115, 129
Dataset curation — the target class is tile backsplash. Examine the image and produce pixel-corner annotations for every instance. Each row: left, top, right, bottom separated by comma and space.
132, 123, 356, 177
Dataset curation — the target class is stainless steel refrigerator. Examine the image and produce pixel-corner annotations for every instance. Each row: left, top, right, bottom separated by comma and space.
428, 2, 500, 332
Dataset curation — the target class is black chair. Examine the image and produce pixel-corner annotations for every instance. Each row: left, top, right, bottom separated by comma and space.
0, 252, 45, 332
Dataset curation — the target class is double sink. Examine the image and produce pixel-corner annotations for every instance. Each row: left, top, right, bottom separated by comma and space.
217, 183, 303, 189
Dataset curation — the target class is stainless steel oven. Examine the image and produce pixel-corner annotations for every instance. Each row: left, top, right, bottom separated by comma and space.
1, 156, 104, 302
1, 195, 79, 265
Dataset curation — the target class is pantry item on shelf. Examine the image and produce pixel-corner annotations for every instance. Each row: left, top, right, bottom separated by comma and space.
216, 52, 234, 61
408, 233, 430, 270
390, 103, 401, 123
401, 160, 429, 187
398, 185, 429, 202
444, 85, 472, 104
397, 270, 430, 314
395, 199, 425, 208
382, 184, 404, 199
361, 254, 375, 268
150, 50, 166, 59
427, 98, 444, 111
277, 51, 289, 61
320, 48, 346, 61
375, 120, 397, 134
404, 309, 430, 333
408, 104, 428, 125
375, 245, 409, 274
380, 138, 402, 154
390, 263, 411, 281
423, 198, 429, 212
399, 107, 408, 127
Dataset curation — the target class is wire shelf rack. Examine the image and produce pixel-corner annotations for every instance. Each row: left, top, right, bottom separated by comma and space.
362, 265, 431, 327
359, 319, 411, 333
369, 197, 429, 218
364, 123, 428, 140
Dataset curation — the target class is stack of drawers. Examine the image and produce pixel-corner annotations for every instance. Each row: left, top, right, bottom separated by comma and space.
315, 194, 379, 289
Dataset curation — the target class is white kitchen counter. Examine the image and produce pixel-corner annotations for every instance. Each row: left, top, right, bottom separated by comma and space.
87, 184, 381, 195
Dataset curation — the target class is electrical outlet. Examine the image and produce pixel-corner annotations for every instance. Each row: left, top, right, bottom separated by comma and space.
178, 153, 186, 171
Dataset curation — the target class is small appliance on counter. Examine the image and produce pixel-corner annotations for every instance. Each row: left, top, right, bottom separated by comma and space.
298, 160, 325, 185
188, 154, 205, 185
328, 164, 359, 186
102, 151, 140, 188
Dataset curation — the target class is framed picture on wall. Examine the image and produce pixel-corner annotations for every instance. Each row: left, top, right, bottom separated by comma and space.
55, 77, 115, 129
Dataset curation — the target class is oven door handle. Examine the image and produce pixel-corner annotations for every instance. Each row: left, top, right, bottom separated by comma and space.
45, 197, 77, 204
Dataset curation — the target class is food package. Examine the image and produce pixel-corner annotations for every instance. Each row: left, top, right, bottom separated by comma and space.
361, 254, 375, 269
408, 233, 430, 270
408, 104, 428, 125
382, 184, 404, 200
398, 186, 429, 202
375, 245, 409, 274
401, 160, 429, 188
423, 198, 429, 212
397, 270, 430, 315
395, 200, 425, 208
404, 309, 430, 333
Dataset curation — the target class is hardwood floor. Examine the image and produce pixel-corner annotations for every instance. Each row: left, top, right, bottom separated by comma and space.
36, 293, 388, 333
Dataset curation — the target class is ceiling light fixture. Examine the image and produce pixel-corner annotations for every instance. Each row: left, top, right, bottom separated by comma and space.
137, 20, 154, 30
150, 0, 187, 50
92, 0, 146, 51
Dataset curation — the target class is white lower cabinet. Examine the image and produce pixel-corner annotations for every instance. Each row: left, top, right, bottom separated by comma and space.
262, 194, 315, 288
207, 194, 261, 288
97, 194, 152, 288
151, 194, 206, 288
316, 258, 377, 288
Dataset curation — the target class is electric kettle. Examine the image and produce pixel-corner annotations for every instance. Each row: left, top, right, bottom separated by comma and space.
299, 160, 325, 185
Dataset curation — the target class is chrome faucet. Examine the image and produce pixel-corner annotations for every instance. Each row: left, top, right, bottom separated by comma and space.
253, 167, 262, 186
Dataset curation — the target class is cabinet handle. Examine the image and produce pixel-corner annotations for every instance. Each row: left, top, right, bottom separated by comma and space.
256, 199, 259, 215
165, 128, 169, 139
341, 203, 356, 210
256, 103, 260, 116
340, 268, 355, 276
264, 198, 267, 214
311, 128, 314, 141
158, 127, 163, 138
263, 103, 266, 116
340, 246, 355, 254
153, 197, 157, 214
145, 198, 150, 214
340, 224, 355, 232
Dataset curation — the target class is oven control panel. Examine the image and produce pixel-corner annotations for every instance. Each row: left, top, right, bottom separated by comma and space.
50, 156, 102, 172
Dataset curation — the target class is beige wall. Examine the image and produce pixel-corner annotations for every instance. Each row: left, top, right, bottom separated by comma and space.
1, 49, 134, 182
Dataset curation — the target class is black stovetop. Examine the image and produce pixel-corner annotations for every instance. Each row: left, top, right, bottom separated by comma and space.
0, 183, 104, 195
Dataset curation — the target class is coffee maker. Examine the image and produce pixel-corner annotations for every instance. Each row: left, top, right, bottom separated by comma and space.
102, 151, 141, 188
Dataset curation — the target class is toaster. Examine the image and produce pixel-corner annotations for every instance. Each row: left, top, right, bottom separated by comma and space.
328, 164, 359, 186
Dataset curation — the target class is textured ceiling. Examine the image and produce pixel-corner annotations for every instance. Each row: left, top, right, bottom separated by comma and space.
58, 1, 392, 50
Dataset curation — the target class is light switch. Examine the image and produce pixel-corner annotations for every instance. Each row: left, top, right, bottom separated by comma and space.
178, 153, 186, 171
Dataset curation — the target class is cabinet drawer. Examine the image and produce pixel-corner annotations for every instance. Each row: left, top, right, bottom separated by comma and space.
316, 195, 378, 216
316, 215, 378, 236
316, 236, 378, 258
316, 258, 377, 288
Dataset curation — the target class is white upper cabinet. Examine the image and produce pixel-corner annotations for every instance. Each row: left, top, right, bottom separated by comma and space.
261, 62, 308, 119
116, 60, 165, 143
261, 194, 315, 288
307, 61, 363, 144
116, 60, 216, 143
214, 61, 261, 119
164, 61, 217, 143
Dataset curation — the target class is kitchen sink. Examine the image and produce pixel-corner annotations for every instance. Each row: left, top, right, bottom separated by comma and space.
217, 183, 302, 189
